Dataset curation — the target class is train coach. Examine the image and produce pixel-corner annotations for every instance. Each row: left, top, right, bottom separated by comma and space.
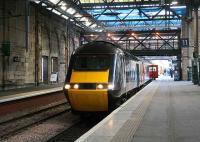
63, 41, 150, 113
148, 64, 159, 79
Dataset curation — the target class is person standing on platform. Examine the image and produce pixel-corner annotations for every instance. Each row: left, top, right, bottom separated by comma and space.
170, 68, 173, 78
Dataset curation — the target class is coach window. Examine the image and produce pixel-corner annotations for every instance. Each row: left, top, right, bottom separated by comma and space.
51, 57, 58, 73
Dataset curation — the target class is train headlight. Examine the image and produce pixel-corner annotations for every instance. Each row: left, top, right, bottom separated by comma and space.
64, 84, 71, 89
108, 84, 114, 90
97, 84, 103, 89
73, 84, 79, 89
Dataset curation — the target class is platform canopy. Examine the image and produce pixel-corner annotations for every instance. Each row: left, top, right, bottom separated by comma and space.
80, 0, 186, 31
32, 0, 186, 32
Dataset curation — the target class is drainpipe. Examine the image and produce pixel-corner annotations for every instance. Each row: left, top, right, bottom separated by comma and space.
25, 0, 29, 52
35, 6, 39, 86
2, 0, 6, 90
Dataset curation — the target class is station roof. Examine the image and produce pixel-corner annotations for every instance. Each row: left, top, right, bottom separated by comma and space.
32, 0, 186, 32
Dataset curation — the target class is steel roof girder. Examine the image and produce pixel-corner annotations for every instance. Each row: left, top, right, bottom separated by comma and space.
129, 49, 181, 56
81, 1, 161, 8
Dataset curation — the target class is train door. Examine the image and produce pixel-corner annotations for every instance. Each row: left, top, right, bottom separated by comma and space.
42, 56, 48, 83
136, 64, 140, 86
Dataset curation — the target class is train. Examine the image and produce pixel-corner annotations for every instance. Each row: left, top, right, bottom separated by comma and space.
63, 41, 150, 113
148, 64, 159, 79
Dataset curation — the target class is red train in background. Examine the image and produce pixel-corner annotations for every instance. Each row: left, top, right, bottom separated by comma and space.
148, 65, 158, 79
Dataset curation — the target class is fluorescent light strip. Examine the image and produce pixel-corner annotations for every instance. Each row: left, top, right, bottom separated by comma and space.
62, 15, 69, 20
52, 9, 61, 15
59, 1, 67, 10
33, 0, 40, 4
49, 0, 60, 4
42, 3, 47, 6
66, 7, 76, 15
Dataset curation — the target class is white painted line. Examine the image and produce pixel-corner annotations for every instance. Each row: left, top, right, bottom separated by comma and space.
76, 82, 153, 142
0, 87, 63, 103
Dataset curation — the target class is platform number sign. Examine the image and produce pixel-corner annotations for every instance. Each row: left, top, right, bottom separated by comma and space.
181, 38, 189, 48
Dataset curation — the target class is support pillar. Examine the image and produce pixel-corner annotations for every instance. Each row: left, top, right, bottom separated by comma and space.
181, 5, 192, 81
192, 8, 199, 84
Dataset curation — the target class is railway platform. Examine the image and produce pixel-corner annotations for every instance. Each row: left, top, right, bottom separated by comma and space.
0, 84, 65, 124
0, 84, 63, 103
76, 76, 200, 142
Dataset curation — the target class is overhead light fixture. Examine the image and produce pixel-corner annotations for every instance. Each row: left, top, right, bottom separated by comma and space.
59, 1, 67, 11
74, 13, 82, 18
171, 1, 178, 5
66, 7, 76, 15
42, 3, 47, 6
62, 15, 69, 20
131, 32, 135, 36
107, 33, 111, 37
34, 0, 40, 4
91, 24, 97, 28
52, 9, 61, 15
47, 7, 52, 10
85, 21, 92, 26
49, 0, 60, 5
80, 17, 88, 22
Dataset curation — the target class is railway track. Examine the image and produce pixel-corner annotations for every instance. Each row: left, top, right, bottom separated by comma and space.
47, 114, 107, 142
0, 82, 152, 142
0, 102, 71, 140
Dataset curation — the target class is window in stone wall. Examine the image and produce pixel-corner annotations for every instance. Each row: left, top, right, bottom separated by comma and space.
51, 57, 58, 73
42, 56, 48, 83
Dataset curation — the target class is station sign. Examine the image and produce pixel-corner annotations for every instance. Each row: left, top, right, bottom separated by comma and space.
180, 38, 189, 48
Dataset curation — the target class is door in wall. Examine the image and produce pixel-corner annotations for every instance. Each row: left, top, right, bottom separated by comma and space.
42, 56, 48, 83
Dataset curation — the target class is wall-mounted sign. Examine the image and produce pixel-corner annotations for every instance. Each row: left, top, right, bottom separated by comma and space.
50, 73, 58, 82
181, 38, 189, 48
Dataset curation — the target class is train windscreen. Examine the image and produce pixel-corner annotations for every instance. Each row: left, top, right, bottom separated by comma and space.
73, 55, 110, 70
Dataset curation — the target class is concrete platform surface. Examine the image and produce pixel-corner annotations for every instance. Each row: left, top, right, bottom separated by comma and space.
76, 79, 200, 142
0, 85, 63, 103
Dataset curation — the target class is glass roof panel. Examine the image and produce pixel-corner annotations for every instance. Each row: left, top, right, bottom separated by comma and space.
84, 4, 186, 30
80, 0, 160, 3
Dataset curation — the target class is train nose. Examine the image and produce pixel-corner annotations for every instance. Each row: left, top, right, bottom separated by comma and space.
68, 89, 108, 111
65, 70, 110, 111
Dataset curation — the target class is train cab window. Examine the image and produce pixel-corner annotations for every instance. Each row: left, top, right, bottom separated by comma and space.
115, 55, 123, 87
73, 55, 110, 70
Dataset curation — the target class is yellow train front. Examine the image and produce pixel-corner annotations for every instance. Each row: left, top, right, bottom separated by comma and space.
63, 41, 148, 113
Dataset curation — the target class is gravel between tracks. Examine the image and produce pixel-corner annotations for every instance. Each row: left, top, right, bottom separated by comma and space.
0, 111, 79, 142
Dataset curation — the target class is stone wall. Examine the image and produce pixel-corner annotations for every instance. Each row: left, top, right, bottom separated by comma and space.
181, 9, 200, 81
0, 0, 81, 90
